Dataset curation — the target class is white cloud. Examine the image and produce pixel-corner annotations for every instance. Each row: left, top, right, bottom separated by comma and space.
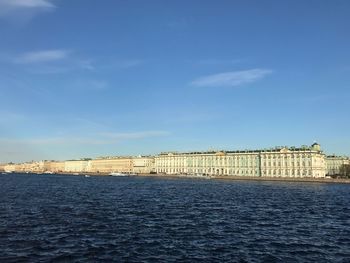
1, 0, 55, 8
14, 49, 69, 64
0, 137, 104, 146
10, 49, 95, 74
0, 0, 55, 19
191, 69, 273, 88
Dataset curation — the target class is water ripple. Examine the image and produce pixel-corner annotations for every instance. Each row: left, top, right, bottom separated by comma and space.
0, 174, 350, 262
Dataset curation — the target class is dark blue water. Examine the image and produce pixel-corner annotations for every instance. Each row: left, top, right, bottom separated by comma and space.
0, 173, 349, 262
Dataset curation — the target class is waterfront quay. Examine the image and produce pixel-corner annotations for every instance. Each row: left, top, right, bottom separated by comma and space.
1, 143, 349, 180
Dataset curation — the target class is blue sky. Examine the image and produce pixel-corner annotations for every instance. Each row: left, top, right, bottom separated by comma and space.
0, 0, 349, 162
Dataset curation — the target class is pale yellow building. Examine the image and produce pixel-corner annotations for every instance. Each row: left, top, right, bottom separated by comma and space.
132, 156, 155, 174
64, 160, 89, 173
325, 156, 350, 176
89, 157, 133, 173
44, 161, 65, 173
14, 162, 34, 172
10, 161, 45, 173
155, 143, 326, 178
0, 163, 6, 172
4, 164, 16, 173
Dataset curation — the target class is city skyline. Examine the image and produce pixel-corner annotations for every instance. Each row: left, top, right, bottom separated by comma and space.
1, 0, 350, 163
1, 142, 347, 164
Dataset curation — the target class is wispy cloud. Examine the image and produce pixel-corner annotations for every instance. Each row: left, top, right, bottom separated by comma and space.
14, 49, 69, 64
0, 131, 170, 147
9, 49, 97, 74
101, 131, 170, 141
1, 0, 54, 8
0, 137, 104, 146
78, 59, 95, 70
0, 0, 55, 20
191, 69, 273, 88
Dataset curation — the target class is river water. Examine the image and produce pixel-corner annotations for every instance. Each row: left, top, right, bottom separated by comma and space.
0, 173, 349, 262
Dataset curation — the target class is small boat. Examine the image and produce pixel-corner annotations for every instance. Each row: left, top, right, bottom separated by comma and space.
109, 172, 128, 177
84, 174, 90, 178
1, 172, 6, 175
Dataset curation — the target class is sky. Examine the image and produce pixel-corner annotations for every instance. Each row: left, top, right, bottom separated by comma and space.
0, 0, 349, 163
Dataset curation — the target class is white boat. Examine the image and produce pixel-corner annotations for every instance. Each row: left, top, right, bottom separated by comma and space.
109, 172, 128, 177
84, 174, 90, 178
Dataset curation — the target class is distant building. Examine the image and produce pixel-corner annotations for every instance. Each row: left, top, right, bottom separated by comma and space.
44, 161, 65, 173
4, 164, 16, 173
132, 156, 155, 174
155, 143, 326, 178
89, 157, 133, 173
64, 160, 89, 173
325, 156, 350, 176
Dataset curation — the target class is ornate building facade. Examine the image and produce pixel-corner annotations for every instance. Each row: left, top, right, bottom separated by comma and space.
155, 143, 326, 178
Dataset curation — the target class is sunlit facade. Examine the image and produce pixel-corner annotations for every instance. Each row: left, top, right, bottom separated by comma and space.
155, 143, 326, 178
89, 157, 133, 173
64, 160, 89, 173
44, 161, 65, 173
325, 156, 350, 176
132, 156, 155, 174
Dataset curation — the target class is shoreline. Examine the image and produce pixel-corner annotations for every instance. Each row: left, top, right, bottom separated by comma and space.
4, 172, 350, 184
136, 173, 350, 184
